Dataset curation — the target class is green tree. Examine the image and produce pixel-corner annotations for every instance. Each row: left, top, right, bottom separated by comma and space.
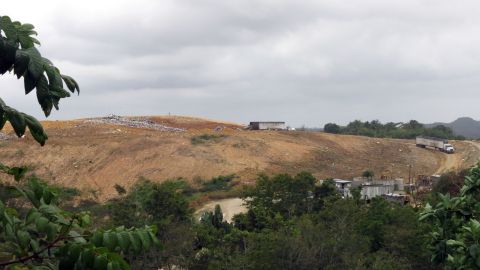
110, 179, 192, 228
404, 120, 423, 130
243, 172, 317, 220
0, 165, 159, 269
420, 164, 480, 269
108, 179, 194, 269
323, 123, 341, 134
350, 186, 362, 202
362, 170, 374, 180
0, 15, 79, 146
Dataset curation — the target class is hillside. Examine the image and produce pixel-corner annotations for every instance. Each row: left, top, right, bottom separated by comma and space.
0, 115, 479, 201
426, 117, 480, 139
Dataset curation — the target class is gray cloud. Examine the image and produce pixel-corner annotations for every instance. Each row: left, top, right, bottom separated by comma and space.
2, 0, 480, 127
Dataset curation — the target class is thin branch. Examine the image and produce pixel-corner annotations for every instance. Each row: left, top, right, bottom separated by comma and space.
0, 235, 65, 267
0, 218, 78, 267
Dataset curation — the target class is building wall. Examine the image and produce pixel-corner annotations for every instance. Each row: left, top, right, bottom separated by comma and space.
250, 122, 286, 130
361, 185, 395, 199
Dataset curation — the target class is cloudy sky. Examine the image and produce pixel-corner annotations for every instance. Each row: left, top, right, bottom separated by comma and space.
2, 0, 480, 127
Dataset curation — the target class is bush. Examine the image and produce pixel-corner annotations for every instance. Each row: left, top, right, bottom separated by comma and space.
323, 123, 341, 134
200, 174, 236, 192
0, 165, 158, 269
191, 134, 226, 145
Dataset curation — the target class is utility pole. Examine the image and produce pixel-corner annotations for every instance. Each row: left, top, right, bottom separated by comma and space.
408, 164, 412, 189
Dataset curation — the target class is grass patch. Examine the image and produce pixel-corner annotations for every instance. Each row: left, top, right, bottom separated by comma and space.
232, 142, 247, 148
191, 134, 227, 145
200, 174, 236, 192
55, 186, 81, 200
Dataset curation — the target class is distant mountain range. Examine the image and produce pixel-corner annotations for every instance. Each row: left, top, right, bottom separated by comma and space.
425, 117, 480, 139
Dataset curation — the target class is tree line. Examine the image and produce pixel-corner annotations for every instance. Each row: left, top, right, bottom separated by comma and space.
324, 120, 464, 140
99, 173, 432, 269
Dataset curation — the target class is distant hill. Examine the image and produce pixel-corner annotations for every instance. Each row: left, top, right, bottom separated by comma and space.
425, 117, 480, 139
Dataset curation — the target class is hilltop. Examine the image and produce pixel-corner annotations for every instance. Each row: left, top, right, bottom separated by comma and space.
0, 115, 479, 201
426, 117, 480, 139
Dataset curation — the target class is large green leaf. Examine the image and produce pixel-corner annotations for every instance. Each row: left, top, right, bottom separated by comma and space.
17, 230, 31, 249
23, 113, 48, 145
46, 222, 58, 241
7, 166, 28, 181
128, 232, 142, 254
44, 64, 63, 88
0, 39, 17, 75
24, 72, 37, 94
68, 244, 82, 263
24, 47, 43, 81
36, 75, 53, 117
14, 49, 29, 78
35, 216, 49, 233
117, 232, 131, 251
5, 108, 26, 137
17, 22, 39, 49
26, 209, 41, 224
62, 75, 80, 94
0, 16, 16, 40
0, 113, 7, 130
91, 231, 103, 246
137, 230, 151, 250
103, 232, 117, 251
80, 248, 95, 267
93, 254, 109, 270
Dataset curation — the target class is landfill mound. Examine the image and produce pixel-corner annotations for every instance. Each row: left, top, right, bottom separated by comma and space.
0, 115, 478, 201
86, 115, 185, 132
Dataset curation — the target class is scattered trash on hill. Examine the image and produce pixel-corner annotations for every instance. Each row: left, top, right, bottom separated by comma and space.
214, 125, 225, 132
85, 115, 186, 132
0, 132, 11, 140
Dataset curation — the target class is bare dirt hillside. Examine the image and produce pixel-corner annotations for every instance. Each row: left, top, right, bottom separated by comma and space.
0, 115, 478, 201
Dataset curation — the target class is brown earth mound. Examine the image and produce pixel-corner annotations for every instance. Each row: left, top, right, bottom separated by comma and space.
0, 115, 478, 201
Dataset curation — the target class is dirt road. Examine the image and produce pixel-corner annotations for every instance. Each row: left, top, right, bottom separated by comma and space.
435, 153, 463, 174
194, 198, 247, 222
435, 141, 480, 174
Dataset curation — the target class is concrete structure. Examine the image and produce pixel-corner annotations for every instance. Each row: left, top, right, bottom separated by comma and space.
333, 179, 353, 198
431, 174, 441, 186
381, 193, 409, 205
359, 182, 395, 200
339, 177, 405, 200
249, 121, 286, 130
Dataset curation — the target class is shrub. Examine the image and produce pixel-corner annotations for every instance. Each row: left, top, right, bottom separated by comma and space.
191, 134, 226, 145
200, 174, 236, 192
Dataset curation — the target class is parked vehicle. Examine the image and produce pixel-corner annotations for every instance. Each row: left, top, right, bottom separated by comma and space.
416, 136, 455, 153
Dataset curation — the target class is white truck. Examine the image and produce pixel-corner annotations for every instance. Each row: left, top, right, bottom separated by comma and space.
415, 136, 455, 153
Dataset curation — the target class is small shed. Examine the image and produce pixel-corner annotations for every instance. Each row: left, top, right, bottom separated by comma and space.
333, 179, 353, 198
333, 179, 352, 189
249, 121, 286, 130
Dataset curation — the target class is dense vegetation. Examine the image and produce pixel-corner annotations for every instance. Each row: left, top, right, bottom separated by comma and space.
5, 160, 480, 269
324, 120, 464, 140
421, 165, 480, 269
103, 167, 480, 269
0, 165, 159, 269
95, 172, 433, 269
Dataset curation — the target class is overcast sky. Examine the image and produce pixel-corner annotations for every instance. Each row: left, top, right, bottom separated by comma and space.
2, 0, 480, 127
